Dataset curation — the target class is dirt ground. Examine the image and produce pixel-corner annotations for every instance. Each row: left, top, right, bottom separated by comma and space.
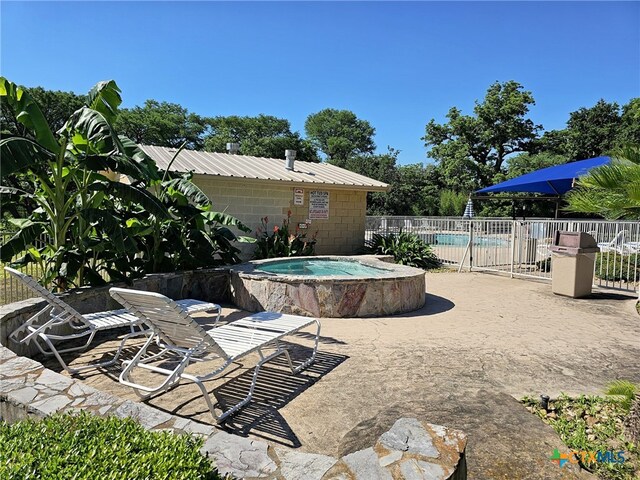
47, 272, 640, 479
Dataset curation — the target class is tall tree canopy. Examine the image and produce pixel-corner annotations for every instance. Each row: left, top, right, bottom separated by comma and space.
423, 80, 541, 190
1, 86, 86, 136
114, 100, 208, 150
341, 148, 400, 215
564, 99, 622, 160
204, 114, 318, 162
304, 108, 375, 166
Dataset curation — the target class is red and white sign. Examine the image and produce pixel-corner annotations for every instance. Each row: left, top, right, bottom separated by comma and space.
294, 188, 304, 206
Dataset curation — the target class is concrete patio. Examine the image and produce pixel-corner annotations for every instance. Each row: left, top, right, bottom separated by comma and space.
40, 272, 639, 479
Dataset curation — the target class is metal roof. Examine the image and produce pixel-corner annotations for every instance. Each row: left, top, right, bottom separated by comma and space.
140, 145, 389, 191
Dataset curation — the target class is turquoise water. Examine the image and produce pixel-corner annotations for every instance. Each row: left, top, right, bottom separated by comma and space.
436, 233, 507, 247
257, 259, 390, 277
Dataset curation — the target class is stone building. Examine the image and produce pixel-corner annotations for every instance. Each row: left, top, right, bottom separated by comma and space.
141, 146, 388, 258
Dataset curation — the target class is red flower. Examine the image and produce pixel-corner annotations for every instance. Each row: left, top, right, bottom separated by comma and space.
287, 209, 292, 218
273, 225, 279, 233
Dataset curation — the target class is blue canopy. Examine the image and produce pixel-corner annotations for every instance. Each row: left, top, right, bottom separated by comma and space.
476, 156, 611, 195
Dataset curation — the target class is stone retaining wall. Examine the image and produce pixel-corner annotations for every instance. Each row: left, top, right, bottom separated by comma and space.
0, 268, 230, 357
0, 345, 467, 479
230, 256, 426, 318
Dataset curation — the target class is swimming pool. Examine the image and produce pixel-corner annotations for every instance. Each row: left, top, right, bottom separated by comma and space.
230, 256, 426, 318
435, 233, 508, 247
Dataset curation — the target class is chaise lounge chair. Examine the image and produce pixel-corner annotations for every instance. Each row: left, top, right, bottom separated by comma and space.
597, 230, 628, 254
5, 267, 220, 374
109, 287, 321, 422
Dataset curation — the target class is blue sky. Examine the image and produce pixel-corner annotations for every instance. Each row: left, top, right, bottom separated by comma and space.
1, 1, 639, 165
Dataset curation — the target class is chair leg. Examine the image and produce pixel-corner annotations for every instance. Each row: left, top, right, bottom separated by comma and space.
184, 347, 291, 422
291, 319, 321, 374
119, 336, 192, 399
66, 329, 153, 374
29, 330, 97, 374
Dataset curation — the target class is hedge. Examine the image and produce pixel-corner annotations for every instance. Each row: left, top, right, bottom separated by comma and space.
0, 411, 223, 480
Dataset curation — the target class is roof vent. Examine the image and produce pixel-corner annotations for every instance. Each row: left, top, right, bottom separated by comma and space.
226, 143, 239, 154
285, 149, 296, 170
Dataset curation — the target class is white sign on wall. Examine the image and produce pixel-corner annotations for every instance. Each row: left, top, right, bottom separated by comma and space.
309, 191, 329, 219
294, 188, 304, 206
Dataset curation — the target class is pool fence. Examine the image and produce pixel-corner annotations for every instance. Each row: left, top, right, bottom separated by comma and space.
365, 216, 640, 294
2, 217, 639, 305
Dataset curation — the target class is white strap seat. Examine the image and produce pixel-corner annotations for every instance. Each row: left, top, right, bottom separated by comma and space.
110, 287, 320, 422
5, 267, 220, 374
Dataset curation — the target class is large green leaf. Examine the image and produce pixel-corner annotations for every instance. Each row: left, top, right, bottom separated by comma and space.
117, 135, 161, 181
86, 80, 122, 123
0, 219, 45, 261
62, 106, 118, 154
0, 137, 55, 179
0, 77, 59, 153
163, 176, 211, 206
201, 211, 251, 232
90, 181, 170, 219
79, 209, 137, 254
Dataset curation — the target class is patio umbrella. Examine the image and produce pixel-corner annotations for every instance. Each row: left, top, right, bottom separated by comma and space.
462, 198, 474, 218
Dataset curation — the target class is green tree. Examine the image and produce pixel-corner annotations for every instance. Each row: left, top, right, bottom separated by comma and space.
564, 99, 621, 160
204, 114, 319, 162
423, 80, 541, 188
438, 189, 468, 216
304, 108, 375, 166
1, 86, 86, 135
115, 100, 208, 150
503, 152, 568, 179
342, 147, 400, 215
565, 145, 640, 219
384, 164, 442, 216
617, 98, 640, 147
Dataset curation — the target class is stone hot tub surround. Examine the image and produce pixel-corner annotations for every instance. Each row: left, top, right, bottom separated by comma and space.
230, 256, 426, 318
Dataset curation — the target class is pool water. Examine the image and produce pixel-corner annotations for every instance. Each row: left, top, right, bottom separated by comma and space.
257, 259, 390, 277
435, 233, 507, 247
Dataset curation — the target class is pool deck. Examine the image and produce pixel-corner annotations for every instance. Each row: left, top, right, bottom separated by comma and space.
43, 272, 638, 479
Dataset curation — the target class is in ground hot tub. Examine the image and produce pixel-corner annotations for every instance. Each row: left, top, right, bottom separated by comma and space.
230, 256, 425, 318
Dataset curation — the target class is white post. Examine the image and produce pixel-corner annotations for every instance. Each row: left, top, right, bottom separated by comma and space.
469, 219, 474, 272
510, 220, 517, 278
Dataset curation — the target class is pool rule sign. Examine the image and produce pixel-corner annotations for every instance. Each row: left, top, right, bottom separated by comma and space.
293, 188, 304, 206
309, 191, 329, 219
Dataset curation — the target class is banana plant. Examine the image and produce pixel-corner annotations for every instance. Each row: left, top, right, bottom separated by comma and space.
0, 78, 249, 289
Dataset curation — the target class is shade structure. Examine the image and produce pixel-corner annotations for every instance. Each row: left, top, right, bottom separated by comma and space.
475, 156, 611, 195
462, 198, 474, 218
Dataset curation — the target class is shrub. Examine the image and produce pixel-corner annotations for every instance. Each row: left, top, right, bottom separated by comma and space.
595, 253, 640, 282
361, 232, 441, 270
438, 190, 468, 216
254, 211, 316, 259
0, 411, 221, 480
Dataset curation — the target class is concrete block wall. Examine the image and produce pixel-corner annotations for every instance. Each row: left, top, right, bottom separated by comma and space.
193, 175, 368, 257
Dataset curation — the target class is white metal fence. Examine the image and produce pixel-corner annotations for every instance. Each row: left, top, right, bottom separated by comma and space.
2, 217, 638, 305
365, 216, 640, 293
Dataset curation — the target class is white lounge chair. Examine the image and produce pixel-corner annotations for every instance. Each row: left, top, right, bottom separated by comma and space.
109, 287, 320, 422
5, 267, 220, 374
597, 230, 628, 254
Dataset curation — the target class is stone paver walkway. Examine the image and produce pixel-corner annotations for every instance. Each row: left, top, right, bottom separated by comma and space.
35, 272, 639, 479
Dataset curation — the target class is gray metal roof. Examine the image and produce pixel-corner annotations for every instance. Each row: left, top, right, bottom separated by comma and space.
140, 145, 389, 191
